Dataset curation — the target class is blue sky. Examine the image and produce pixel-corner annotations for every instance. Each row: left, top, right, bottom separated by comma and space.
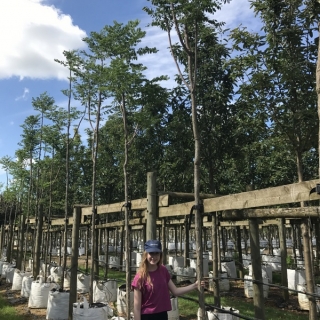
0, 0, 260, 187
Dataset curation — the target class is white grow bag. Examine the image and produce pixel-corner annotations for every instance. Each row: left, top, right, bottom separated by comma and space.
190, 258, 209, 277
6, 266, 16, 283
168, 256, 184, 270
242, 254, 251, 268
297, 284, 320, 311
28, 276, 57, 308
79, 247, 85, 256
63, 271, 71, 289
117, 284, 134, 315
46, 290, 70, 320
175, 267, 196, 284
21, 275, 34, 297
12, 269, 31, 291
135, 252, 143, 268
73, 296, 113, 320
48, 266, 63, 283
0, 260, 4, 274
248, 264, 272, 284
77, 273, 90, 293
287, 269, 306, 292
108, 256, 120, 269
208, 272, 230, 292
221, 260, 237, 279
168, 296, 179, 320
0, 260, 8, 275
244, 275, 269, 298
1, 262, 10, 278
93, 279, 118, 303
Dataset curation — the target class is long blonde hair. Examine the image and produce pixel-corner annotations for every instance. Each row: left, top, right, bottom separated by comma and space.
136, 251, 163, 290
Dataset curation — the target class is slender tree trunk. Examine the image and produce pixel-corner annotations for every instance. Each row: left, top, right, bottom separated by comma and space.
24, 151, 33, 270
212, 213, 220, 307
120, 93, 132, 320
317, 22, 320, 178
301, 219, 317, 319
89, 92, 102, 304
62, 68, 72, 290
278, 218, 289, 301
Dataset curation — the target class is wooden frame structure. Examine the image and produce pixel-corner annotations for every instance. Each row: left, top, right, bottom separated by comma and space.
1, 178, 320, 320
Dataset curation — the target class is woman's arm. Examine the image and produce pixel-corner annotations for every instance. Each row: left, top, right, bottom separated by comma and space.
133, 288, 142, 320
168, 279, 199, 296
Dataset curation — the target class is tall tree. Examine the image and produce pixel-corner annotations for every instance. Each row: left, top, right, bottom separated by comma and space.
230, 0, 318, 184
55, 50, 82, 288
18, 115, 40, 271
144, 1, 229, 315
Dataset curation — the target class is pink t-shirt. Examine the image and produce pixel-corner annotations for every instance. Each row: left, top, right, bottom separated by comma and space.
131, 264, 172, 314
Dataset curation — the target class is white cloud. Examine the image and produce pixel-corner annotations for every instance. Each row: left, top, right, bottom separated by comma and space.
215, 0, 260, 32
0, 0, 87, 80
15, 87, 30, 101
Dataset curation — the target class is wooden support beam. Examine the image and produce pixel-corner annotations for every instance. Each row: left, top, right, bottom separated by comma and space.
222, 206, 320, 220
158, 179, 320, 218
158, 191, 220, 199
217, 218, 291, 227
81, 194, 169, 216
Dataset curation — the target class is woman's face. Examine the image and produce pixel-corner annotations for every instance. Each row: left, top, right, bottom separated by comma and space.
146, 252, 161, 265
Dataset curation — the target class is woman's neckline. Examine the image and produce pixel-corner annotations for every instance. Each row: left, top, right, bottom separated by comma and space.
148, 265, 159, 272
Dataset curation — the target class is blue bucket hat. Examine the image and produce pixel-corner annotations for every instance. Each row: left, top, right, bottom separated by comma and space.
144, 240, 162, 253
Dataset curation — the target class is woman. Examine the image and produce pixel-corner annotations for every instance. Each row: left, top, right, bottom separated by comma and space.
132, 239, 204, 320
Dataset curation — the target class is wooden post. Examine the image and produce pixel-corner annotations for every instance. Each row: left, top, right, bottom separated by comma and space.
115, 228, 118, 256
6, 207, 14, 262
68, 206, 81, 320
236, 226, 243, 280
174, 226, 178, 256
212, 212, 220, 307
220, 227, 226, 260
278, 218, 289, 301
33, 205, 44, 278
94, 217, 99, 276
249, 218, 265, 320
194, 204, 204, 319
315, 219, 320, 275
297, 224, 303, 259
146, 172, 157, 240
161, 219, 167, 265
98, 222, 102, 257
0, 224, 3, 257
184, 217, 189, 267
104, 228, 109, 278
292, 223, 298, 267
179, 225, 183, 253
59, 230, 62, 266
217, 227, 221, 270
119, 226, 124, 271
301, 219, 317, 319
16, 214, 25, 270
85, 226, 89, 273
48, 231, 52, 266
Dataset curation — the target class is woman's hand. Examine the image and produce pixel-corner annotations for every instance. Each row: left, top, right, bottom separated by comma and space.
195, 279, 206, 290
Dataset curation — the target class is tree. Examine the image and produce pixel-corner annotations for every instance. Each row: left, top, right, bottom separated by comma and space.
144, 0, 229, 315
229, 0, 318, 185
